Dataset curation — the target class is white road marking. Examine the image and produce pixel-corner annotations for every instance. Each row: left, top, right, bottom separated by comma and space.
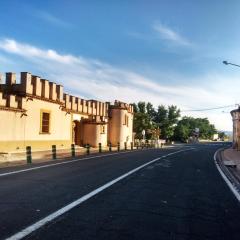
214, 149, 240, 202
0, 149, 151, 178
5, 148, 194, 240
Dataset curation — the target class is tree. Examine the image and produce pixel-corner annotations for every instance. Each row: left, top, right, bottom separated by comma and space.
146, 102, 156, 120
137, 102, 146, 114
174, 116, 217, 142
218, 131, 226, 140
153, 105, 180, 140
132, 102, 180, 141
132, 102, 155, 139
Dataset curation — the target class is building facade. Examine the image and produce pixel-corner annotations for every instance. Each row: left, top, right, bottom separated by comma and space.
231, 108, 240, 150
0, 72, 133, 152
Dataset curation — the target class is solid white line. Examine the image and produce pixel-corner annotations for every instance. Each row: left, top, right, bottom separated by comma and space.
214, 149, 240, 202
5, 148, 193, 240
0, 149, 149, 177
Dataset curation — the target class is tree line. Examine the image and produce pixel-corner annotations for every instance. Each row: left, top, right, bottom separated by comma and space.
132, 101, 218, 142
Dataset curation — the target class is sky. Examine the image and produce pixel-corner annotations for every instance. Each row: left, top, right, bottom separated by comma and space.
0, 0, 240, 131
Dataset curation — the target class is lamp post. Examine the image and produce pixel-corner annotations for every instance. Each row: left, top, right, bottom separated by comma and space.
223, 61, 240, 150
223, 60, 240, 68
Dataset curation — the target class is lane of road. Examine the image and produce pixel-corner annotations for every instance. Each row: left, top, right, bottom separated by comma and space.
1, 146, 191, 240
26, 143, 240, 240
1, 143, 239, 240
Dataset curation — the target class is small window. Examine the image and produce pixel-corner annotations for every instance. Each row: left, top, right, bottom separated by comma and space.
40, 111, 50, 133
101, 125, 105, 134
124, 114, 129, 127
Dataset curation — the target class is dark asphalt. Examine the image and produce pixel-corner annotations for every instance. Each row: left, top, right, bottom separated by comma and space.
1, 143, 240, 240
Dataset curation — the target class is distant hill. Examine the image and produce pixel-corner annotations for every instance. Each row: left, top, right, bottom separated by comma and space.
223, 131, 232, 136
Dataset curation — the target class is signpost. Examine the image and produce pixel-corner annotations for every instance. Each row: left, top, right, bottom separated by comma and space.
142, 129, 145, 140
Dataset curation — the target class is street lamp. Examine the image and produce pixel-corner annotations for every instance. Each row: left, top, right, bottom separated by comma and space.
223, 60, 240, 68
224, 61, 240, 149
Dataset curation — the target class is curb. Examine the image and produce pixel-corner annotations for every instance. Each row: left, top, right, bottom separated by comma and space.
0, 147, 169, 177
214, 148, 240, 202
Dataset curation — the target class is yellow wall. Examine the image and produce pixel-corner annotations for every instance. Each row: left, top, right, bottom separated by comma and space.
82, 123, 108, 147
232, 111, 240, 149
0, 140, 71, 152
0, 98, 72, 151
0, 71, 134, 153
108, 108, 133, 147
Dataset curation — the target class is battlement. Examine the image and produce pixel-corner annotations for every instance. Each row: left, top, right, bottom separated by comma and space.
0, 72, 64, 103
63, 94, 108, 117
0, 72, 132, 117
110, 100, 134, 113
0, 92, 26, 110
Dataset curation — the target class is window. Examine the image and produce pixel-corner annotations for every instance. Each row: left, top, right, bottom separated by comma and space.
101, 125, 105, 134
40, 110, 51, 134
124, 114, 129, 127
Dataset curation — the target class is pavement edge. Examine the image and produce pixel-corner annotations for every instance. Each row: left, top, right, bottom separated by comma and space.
214, 148, 240, 202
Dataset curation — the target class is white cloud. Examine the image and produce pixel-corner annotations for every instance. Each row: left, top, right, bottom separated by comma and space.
153, 22, 192, 46
34, 10, 72, 28
0, 38, 235, 131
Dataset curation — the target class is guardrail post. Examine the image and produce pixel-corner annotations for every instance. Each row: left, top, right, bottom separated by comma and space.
86, 144, 90, 155
109, 142, 112, 152
124, 142, 127, 150
71, 144, 75, 157
117, 142, 120, 152
26, 146, 32, 164
52, 145, 57, 159
99, 143, 102, 153
131, 142, 133, 150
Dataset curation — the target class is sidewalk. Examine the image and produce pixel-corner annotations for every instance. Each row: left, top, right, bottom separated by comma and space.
0, 144, 167, 169
223, 148, 240, 170
222, 148, 240, 183
0, 146, 117, 168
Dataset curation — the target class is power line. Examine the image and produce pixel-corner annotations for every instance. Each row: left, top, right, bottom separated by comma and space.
181, 104, 237, 112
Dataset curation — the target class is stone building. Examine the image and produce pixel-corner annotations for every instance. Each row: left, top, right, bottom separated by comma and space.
231, 108, 240, 150
0, 72, 133, 152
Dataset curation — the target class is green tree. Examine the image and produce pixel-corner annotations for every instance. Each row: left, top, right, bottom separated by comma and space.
137, 102, 146, 114
174, 117, 217, 142
146, 102, 156, 120
218, 131, 227, 140
133, 102, 155, 139
153, 105, 180, 140
132, 102, 180, 141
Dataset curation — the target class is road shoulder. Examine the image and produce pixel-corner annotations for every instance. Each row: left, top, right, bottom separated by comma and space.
214, 148, 240, 202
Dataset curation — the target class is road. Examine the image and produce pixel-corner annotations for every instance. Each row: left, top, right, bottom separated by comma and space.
1, 143, 240, 240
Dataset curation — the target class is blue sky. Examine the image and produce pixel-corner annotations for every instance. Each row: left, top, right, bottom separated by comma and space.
0, 0, 240, 131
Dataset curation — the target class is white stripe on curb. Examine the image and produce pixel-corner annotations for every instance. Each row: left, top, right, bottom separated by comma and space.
214, 148, 240, 202
5, 148, 194, 240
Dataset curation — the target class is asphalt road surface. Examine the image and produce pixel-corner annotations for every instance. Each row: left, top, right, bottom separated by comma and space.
1, 143, 240, 240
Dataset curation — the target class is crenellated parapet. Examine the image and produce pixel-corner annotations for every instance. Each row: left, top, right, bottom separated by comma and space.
63, 94, 108, 117
0, 92, 26, 111
110, 100, 134, 113
0, 71, 132, 117
0, 72, 64, 104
